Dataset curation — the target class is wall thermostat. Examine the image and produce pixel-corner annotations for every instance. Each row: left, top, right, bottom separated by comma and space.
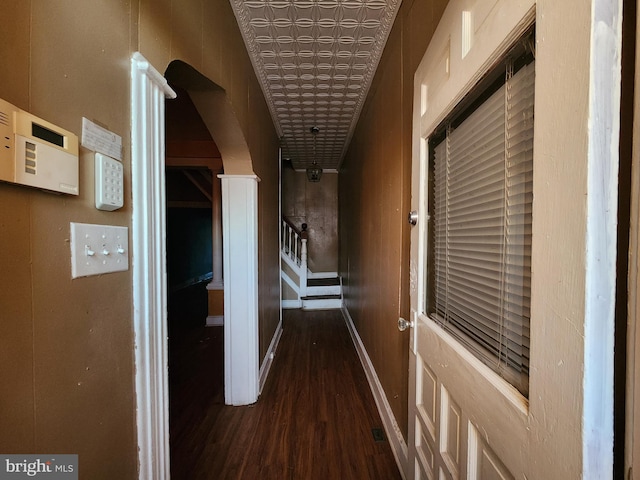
0, 97, 79, 195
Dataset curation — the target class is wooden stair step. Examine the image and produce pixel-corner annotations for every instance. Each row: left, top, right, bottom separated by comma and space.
307, 277, 340, 287
301, 294, 342, 300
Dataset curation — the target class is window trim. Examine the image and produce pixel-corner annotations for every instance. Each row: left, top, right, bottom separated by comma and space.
426, 28, 535, 397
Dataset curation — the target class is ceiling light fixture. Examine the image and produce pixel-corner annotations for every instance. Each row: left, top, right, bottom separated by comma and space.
306, 126, 322, 183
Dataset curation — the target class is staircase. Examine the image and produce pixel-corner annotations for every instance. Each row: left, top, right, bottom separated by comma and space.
302, 274, 343, 310
281, 218, 343, 310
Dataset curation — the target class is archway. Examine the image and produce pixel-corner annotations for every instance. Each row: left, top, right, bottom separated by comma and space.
165, 61, 261, 406
131, 52, 262, 480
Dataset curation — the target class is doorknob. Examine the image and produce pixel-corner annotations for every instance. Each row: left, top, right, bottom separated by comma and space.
398, 317, 414, 332
408, 210, 418, 226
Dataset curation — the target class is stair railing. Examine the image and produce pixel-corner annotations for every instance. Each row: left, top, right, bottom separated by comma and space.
281, 217, 308, 297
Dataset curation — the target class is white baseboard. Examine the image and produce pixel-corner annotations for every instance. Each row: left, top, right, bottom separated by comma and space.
206, 315, 224, 326
282, 299, 302, 309
307, 271, 339, 279
259, 321, 283, 394
281, 271, 300, 296
341, 307, 408, 479
206, 280, 224, 290
302, 298, 343, 310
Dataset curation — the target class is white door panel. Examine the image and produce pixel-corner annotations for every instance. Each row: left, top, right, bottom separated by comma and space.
412, 316, 527, 478
439, 385, 463, 479
467, 423, 513, 480
408, 0, 620, 478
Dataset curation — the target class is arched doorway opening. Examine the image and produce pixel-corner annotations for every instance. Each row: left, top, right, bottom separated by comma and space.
131, 54, 261, 479
164, 60, 261, 408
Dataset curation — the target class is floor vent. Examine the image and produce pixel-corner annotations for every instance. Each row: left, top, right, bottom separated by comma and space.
372, 428, 386, 443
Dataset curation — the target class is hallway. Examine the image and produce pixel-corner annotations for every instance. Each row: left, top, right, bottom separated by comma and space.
168, 286, 401, 479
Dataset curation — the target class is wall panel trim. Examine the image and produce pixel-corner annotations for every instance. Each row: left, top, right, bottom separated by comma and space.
131, 52, 176, 480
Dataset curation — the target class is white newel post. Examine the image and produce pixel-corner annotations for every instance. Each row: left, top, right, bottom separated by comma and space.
220, 174, 260, 405
300, 238, 308, 297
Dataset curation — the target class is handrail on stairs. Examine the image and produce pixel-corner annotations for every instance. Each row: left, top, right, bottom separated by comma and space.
281, 217, 307, 265
281, 217, 308, 297
282, 216, 302, 236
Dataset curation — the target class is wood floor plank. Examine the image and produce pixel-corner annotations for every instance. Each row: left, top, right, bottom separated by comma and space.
169, 296, 401, 480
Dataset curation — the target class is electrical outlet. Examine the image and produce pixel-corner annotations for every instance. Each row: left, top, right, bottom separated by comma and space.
70, 222, 129, 278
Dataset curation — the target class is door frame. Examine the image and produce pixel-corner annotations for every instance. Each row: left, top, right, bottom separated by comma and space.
130, 52, 176, 479
131, 53, 263, 479
626, 2, 640, 475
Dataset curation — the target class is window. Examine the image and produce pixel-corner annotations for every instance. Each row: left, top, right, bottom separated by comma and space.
428, 32, 534, 396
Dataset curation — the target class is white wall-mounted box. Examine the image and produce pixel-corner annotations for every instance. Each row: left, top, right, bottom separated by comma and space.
95, 153, 124, 210
0, 98, 79, 195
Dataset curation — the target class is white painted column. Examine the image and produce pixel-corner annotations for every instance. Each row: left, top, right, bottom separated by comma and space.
210, 172, 223, 287
130, 52, 176, 480
207, 172, 224, 326
220, 174, 260, 406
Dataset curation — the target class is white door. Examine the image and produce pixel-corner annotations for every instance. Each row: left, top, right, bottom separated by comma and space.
406, 0, 620, 479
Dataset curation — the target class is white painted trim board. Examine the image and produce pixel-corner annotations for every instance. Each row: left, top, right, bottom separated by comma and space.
130, 52, 176, 480
206, 315, 224, 327
259, 321, 283, 394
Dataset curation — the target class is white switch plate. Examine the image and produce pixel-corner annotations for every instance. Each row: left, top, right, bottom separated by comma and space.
70, 222, 129, 278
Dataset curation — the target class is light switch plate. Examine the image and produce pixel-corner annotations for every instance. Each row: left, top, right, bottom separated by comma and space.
95, 153, 124, 211
70, 222, 129, 278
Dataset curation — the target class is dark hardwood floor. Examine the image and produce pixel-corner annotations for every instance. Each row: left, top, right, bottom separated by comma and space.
168, 285, 402, 480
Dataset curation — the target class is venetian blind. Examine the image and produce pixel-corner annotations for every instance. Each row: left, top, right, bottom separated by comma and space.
430, 60, 534, 396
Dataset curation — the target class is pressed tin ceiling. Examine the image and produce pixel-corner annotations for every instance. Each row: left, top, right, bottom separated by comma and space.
229, 0, 401, 171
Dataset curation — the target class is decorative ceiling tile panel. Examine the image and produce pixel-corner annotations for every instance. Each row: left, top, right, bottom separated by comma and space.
230, 0, 401, 170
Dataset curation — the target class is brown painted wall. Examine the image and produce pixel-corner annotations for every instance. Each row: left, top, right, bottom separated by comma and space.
339, 0, 448, 440
282, 170, 339, 273
0, 3, 138, 478
0, 1, 279, 478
